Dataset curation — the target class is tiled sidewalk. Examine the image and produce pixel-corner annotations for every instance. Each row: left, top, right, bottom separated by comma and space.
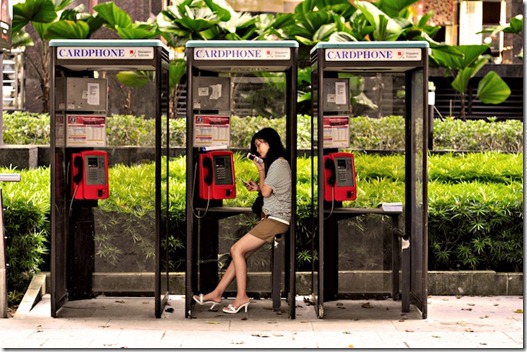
1, 294, 523, 348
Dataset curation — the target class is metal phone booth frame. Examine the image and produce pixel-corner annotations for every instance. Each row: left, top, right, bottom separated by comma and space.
310, 42, 429, 319
49, 39, 171, 318
185, 40, 298, 319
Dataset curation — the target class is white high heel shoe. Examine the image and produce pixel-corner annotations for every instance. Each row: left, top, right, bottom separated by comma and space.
222, 301, 250, 314
192, 294, 221, 310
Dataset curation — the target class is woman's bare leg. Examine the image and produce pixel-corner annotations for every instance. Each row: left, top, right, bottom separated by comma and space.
199, 245, 259, 303
230, 233, 266, 308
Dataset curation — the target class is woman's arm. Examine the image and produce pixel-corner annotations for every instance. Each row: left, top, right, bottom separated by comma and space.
258, 167, 273, 197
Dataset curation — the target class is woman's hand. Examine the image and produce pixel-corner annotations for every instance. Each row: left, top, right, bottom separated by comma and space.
245, 180, 259, 192
252, 158, 265, 172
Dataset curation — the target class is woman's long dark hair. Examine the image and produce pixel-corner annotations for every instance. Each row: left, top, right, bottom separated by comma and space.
250, 127, 288, 173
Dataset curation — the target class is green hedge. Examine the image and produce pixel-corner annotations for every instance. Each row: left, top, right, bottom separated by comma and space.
2, 112, 523, 152
1, 113, 523, 305
1, 152, 522, 284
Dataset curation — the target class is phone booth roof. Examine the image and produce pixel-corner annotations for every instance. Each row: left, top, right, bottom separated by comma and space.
186, 40, 298, 72
49, 39, 169, 71
311, 41, 429, 72
186, 40, 299, 48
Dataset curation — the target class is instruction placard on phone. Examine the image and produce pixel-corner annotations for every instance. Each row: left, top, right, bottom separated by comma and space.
66, 114, 106, 147
323, 116, 350, 148
193, 115, 231, 147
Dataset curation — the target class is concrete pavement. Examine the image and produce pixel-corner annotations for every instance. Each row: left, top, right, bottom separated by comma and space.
1, 294, 523, 349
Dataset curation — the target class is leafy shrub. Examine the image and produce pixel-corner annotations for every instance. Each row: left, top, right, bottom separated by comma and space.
0, 167, 49, 305
1, 113, 522, 304
3, 151, 521, 279
2, 112, 50, 145
2, 112, 523, 152
433, 117, 523, 152
428, 182, 523, 271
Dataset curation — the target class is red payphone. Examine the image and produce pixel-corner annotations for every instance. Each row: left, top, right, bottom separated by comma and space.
323, 152, 357, 202
70, 150, 109, 200
198, 151, 236, 200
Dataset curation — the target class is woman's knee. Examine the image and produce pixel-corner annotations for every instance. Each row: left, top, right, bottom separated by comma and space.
230, 242, 243, 259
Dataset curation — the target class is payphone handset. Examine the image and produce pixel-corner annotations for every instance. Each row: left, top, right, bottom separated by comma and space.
70, 150, 109, 200
323, 152, 357, 202
198, 151, 236, 200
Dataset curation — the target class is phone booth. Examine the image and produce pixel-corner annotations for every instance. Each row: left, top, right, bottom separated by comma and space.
49, 39, 171, 318
185, 40, 298, 318
311, 42, 429, 319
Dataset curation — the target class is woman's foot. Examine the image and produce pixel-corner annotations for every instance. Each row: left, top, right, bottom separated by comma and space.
192, 293, 222, 310
222, 296, 251, 314
222, 301, 250, 314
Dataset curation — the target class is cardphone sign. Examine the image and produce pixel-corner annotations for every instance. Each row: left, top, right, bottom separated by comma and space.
325, 48, 422, 61
56, 46, 154, 59
193, 47, 291, 60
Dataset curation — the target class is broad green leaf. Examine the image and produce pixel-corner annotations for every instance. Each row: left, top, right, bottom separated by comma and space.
329, 31, 358, 42
11, 31, 33, 48
93, 2, 133, 30
298, 91, 311, 103
451, 68, 473, 94
377, 0, 420, 18
431, 45, 488, 70
264, 13, 295, 31
477, 71, 511, 104
199, 26, 222, 40
32, 21, 51, 39
204, 0, 231, 22
169, 59, 186, 90
52, 0, 76, 12
116, 71, 152, 88
313, 23, 336, 41
116, 26, 159, 39
45, 20, 90, 39
417, 11, 433, 29
174, 17, 217, 32
13, 0, 56, 32
295, 0, 315, 15
506, 15, 523, 34
355, 1, 402, 39
295, 35, 316, 46
297, 11, 335, 34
